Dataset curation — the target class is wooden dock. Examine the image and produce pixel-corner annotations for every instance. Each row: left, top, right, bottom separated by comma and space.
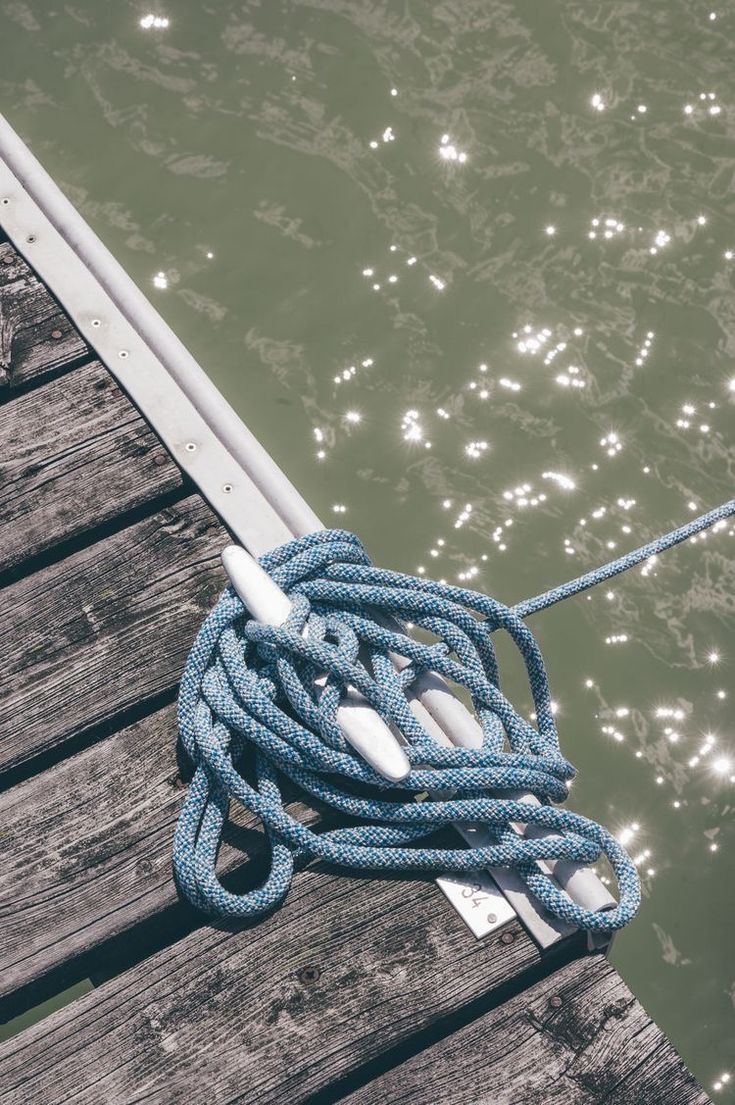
0, 194, 712, 1101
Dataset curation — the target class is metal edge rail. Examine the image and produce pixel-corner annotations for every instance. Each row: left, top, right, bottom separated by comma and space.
0, 113, 614, 951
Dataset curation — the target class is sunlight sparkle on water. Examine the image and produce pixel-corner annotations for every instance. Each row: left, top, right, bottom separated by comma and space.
401, 410, 430, 447
438, 134, 467, 163
369, 125, 395, 149
589, 216, 624, 242
600, 432, 623, 457
556, 364, 586, 389
634, 332, 654, 366
140, 13, 170, 29
514, 325, 552, 355
454, 504, 473, 530
617, 823, 640, 847
542, 471, 576, 491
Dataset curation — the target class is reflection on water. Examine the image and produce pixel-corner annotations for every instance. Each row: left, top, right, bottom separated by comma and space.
1, 0, 733, 1090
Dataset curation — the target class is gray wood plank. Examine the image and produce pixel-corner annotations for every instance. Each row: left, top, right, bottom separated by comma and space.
0, 865, 547, 1105
0, 493, 226, 774
342, 954, 709, 1105
0, 240, 88, 390
0, 358, 184, 573
0, 702, 319, 1000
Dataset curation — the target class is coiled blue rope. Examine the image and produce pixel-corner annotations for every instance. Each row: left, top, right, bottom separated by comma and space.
174, 498, 735, 931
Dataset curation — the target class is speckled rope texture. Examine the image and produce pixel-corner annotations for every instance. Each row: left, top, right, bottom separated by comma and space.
173, 499, 735, 931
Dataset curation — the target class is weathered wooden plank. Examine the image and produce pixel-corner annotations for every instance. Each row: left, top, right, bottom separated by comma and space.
0, 866, 551, 1105
342, 954, 709, 1105
0, 701, 321, 1001
0, 358, 185, 573
0, 240, 88, 391
0, 494, 226, 774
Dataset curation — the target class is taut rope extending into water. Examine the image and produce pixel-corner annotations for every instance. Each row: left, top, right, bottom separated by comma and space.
174, 498, 735, 931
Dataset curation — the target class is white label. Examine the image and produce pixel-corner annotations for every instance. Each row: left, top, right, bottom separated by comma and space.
435, 869, 516, 938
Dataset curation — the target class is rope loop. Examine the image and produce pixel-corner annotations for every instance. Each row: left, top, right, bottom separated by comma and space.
174, 528, 642, 931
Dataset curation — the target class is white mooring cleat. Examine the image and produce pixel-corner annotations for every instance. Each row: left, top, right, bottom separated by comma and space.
221, 545, 411, 782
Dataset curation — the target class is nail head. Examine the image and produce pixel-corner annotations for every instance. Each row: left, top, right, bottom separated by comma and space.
297, 965, 321, 984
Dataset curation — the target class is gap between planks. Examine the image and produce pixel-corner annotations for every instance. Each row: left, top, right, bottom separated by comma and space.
0, 237, 90, 395
334, 953, 711, 1105
0, 493, 228, 777
0, 357, 186, 576
0, 699, 324, 1009
0, 858, 562, 1105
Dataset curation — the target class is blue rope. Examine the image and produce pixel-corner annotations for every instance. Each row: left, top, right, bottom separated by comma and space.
174, 498, 735, 931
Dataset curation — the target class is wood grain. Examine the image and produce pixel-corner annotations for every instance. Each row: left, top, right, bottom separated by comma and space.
0, 866, 545, 1105
0, 358, 184, 573
0, 494, 227, 774
0, 702, 320, 1000
342, 953, 710, 1105
0, 240, 88, 390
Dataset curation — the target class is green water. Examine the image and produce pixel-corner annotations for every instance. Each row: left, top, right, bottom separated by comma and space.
2, 0, 734, 1090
